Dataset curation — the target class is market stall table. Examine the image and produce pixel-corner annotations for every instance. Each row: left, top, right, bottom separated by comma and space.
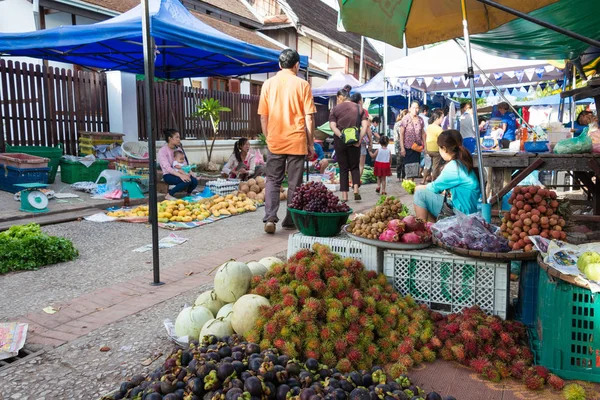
482, 152, 600, 217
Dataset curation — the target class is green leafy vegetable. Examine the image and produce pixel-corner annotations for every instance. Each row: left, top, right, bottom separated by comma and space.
361, 166, 377, 184
401, 180, 416, 194
0, 223, 78, 274
399, 204, 410, 217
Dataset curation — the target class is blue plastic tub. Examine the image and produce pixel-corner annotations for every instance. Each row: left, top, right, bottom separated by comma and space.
0, 164, 50, 193
463, 137, 477, 153
524, 141, 549, 153
515, 260, 540, 327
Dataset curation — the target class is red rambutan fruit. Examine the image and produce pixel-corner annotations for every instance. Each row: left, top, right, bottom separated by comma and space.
398, 354, 414, 369
524, 375, 544, 390
295, 284, 311, 299
282, 294, 298, 308
495, 348, 511, 362
366, 343, 379, 358
469, 357, 491, 374
319, 327, 332, 341
464, 340, 478, 356
510, 360, 526, 380
410, 350, 424, 365
440, 347, 454, 361
476, 326, 494, 342
421, 347, 436, 363
533, 365, 550, 381
489, 320, 503, 334
293, 248, 312, 261
460, 329, 477, 342
482, 365, 501, 383
388, 363, 408, 379
273, 338, 286, 350
399, 338, 415, 354
321, 352, 336, 367
493, 361, 511, 379
336, 358, 352, 373
446, 323, 460, 335
482, 344, 495, 356
430, 336, 443, 349
499, 332, 514, 347
346, 348, 362, 363
334, 339, 347, 354
345, 331, 359, 345
451, 345, 466, 362
388, 348, 401, 362
520, 347, 534, 363
547, 374, 565, 390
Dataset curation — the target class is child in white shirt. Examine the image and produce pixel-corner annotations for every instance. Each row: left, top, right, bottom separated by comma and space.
369, 136, 392, 195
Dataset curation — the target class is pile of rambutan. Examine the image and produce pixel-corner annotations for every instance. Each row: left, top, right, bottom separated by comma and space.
433, 306, 565, 391
246, 244, 436, 374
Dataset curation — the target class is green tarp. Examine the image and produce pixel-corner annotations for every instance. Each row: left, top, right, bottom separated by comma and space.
470, 0, 600, 60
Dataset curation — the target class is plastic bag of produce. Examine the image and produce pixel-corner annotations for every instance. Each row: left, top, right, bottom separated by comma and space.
553, 131, 592, 154
432, 211, 510, 253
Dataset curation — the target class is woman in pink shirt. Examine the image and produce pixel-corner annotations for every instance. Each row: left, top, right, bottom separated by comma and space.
158, 129, 198, 200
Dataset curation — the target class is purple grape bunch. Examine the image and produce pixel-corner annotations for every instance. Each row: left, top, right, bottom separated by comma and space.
289, 181, 350, 213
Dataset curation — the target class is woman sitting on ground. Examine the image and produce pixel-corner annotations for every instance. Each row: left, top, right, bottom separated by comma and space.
158, 128, 198, 200
222, 138, 264, 181
413, 130, 480, 222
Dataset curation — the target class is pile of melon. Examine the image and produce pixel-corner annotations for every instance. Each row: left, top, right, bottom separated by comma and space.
173, 256, 283, 341
238, 177, 288, 201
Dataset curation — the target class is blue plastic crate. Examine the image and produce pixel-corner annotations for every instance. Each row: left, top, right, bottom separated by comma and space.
0, 164, 50, 193
515, 260, 540, 327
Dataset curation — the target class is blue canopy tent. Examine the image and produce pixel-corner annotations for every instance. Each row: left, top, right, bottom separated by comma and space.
0, 0, 306, 284
0, 0, 308, 78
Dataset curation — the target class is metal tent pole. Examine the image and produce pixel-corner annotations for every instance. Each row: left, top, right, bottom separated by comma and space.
383, 45, 388, 136
359, 36, 365, 84
141, 0, 163, 286
461, 0, 490, 221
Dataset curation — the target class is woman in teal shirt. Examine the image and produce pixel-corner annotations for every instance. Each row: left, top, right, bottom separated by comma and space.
413, 130, 480, 221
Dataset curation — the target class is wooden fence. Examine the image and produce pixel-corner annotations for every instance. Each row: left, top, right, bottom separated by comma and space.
0, 59, 109, 155
137, 81, 261, 141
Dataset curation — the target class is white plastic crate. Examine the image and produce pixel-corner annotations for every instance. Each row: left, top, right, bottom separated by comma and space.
287, 232, 382, 273
383, 247, 509, 319
206, 179, 240, 196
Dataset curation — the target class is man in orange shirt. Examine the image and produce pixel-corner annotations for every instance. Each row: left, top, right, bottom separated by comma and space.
258, 49, 316, 234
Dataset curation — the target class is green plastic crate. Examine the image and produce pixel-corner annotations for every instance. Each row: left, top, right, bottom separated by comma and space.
5, 143, 63, 184
60, 159, 109, 184
533, 267, 600, 382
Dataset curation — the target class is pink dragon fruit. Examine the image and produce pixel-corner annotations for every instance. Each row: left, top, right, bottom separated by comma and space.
399, 232, 423, 244
379, 229, 399, 242
402, 215, 425, 232
413, 230, 432, 242
387, 219, 406, 235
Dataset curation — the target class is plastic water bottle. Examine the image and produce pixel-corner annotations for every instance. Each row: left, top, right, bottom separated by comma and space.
123, 190, 130, 207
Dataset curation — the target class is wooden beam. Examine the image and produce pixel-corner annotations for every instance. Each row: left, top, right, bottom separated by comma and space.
489, 158, 545, 204
560, 85, 600, 101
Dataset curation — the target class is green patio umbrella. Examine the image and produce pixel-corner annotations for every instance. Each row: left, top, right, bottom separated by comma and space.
337, 0, 581, 221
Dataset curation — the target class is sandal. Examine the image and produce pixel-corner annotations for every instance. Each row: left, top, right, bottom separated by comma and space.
354, 193, 362, 201
382, 192, 387, 196
375, 187, 380, 193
